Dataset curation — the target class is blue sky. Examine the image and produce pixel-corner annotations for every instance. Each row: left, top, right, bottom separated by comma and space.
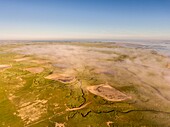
0, 0, 170, 40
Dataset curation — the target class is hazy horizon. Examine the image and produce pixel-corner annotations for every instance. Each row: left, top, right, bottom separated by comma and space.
0, 0, 170, 40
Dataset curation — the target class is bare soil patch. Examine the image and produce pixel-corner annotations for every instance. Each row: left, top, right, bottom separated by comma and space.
17, 100, 47, 125
94, 68, 115, 75
65, 102, 91, 111
45, 73, 76, 83
87, 84, 131, 102
30, 59, 48, 64
52, 63, 69, 69
0, 64, 11, 71
25, 67, 44, 74
14, 57, 30, 62
164, 72, 170, 84
55, 122, 65, 127
106, 121, 113, 127
167, 63, 170, 69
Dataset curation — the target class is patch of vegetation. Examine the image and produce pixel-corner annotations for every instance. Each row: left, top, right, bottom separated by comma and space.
113, 54, 129, 62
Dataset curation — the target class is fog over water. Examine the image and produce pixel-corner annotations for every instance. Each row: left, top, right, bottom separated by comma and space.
0, 40, 170, 56
118, 40, 170, 56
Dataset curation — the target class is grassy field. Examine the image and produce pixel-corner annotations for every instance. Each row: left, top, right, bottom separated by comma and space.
0, 42, 170, 127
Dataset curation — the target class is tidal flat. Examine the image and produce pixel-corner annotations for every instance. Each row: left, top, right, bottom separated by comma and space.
0, 42, 170, 127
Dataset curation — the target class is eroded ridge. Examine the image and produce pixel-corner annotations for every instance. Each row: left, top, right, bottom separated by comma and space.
45, 73, 76, 83
0, 64, 11, 71
25, 67, 44, 74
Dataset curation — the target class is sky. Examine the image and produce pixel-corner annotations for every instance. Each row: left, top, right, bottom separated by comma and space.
0, 0, 170, 40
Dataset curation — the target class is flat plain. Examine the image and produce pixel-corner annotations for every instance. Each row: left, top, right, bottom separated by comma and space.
0, 42, 170, 127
